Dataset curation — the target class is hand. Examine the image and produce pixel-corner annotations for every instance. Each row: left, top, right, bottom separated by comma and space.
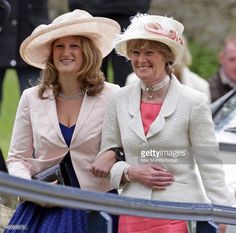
19, 180, 59, 208
127, 164, 174, 190
218, 224, 227, 233
89, 150, 116, 177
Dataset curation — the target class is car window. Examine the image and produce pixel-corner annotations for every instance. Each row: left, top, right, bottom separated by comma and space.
213, 93, 236, 132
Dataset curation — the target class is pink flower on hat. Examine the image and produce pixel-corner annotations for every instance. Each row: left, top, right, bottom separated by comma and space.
145, 22, 183, 45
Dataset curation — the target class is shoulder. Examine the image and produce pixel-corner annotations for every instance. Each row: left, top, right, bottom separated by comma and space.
21, 85, 40, 99
180, 83, 209, 105
103, 82, 120, 92
112, 84, 136, 98
100, 82, 120, 97
182, 67, 208, 87
181, 67, 210, 101
125, 72, 140, 86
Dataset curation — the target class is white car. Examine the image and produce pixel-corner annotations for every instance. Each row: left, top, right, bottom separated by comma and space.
211, 89, 236, 198
210, 89, 236, 233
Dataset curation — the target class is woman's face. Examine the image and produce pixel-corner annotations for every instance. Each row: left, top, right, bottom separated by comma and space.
130, 46, 167, 84
52, 36, 83, 75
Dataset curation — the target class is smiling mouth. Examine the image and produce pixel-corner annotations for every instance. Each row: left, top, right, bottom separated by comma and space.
61, 59, 74, 65
137, 66, 151, 70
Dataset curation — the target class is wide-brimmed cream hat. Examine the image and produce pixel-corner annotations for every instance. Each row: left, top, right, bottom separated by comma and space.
20, 9, 121, 69
115, 14, 184, 63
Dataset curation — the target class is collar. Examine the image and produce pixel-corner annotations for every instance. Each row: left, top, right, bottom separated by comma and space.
220, 68, 236, 88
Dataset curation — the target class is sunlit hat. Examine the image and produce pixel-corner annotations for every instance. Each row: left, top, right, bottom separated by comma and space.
20, 9, 121, 69
115, 14, 184, 63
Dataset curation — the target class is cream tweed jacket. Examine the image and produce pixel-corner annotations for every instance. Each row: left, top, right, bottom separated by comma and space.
99, 75, 234, 206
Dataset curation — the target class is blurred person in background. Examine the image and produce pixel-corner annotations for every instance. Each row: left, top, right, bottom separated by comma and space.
126, 35, 211, 102
0, 0, 10, 28
68, 0, 151, 87
0, 0, 49, 113
208, 34, 236, 102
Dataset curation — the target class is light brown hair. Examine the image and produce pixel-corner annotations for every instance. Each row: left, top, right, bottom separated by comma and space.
38, 36, 105, 99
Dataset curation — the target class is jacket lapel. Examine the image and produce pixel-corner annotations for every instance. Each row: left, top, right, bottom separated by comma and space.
71, 93, 98, 142
128, 84, 147, 142
146, 75, 181, 139
42, 89, 65, 142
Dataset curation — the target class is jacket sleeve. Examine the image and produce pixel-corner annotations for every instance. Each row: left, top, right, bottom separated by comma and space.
6, 90, 34, 179
97, 92, 130, 189
98, 93, 122, 153
189, 93, 235, 205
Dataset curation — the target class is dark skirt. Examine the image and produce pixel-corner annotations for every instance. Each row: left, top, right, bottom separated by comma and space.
196, 221, 217, 233
4, 201, 88, 233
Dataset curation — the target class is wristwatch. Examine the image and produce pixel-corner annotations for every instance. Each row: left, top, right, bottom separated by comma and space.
110, 148, 125, 162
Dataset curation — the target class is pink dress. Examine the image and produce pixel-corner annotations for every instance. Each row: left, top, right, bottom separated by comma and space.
118, 102, 188, 233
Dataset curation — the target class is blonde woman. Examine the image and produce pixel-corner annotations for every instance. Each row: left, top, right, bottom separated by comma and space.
6, 10, 120, 233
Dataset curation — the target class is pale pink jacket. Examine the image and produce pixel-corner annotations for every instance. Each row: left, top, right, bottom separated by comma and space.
7, 82, 119, 192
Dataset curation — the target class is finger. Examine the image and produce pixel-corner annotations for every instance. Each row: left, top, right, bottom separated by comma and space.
150, 164, 168, 171
87, 164, 93, 172
50, 180, 58, 185
153, 181, 173, 186
152, 186, 166, 190
153, 171, 175, 179
97, 169, 109, 177
148, 173, 174, 182
93, 168, 104, 177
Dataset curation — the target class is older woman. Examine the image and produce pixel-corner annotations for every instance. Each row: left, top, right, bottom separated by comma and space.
6, 9, 120, 233
92, 14, 234, 233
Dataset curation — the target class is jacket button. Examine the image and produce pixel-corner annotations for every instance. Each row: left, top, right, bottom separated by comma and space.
10, 60, 17, 66
12, 19, 17, 26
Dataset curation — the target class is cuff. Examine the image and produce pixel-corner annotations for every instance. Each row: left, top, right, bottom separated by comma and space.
110, 161, 131, 189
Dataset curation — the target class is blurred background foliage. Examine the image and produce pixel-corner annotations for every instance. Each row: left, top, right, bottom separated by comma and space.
188, 40, 219, 80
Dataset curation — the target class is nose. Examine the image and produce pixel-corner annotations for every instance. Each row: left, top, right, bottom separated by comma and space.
62, 45, 72, 55
137, 52, 147, 63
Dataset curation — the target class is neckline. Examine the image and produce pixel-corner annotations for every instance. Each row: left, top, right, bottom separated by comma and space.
141, 101, 163, 105
59, 123, 76, 129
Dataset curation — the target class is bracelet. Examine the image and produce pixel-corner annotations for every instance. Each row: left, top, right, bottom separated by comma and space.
110, 148, 125, 162
124, 167, 131, 182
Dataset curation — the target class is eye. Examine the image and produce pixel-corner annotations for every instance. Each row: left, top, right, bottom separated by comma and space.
131, 50, 140, 56
71, 44, 80, 48
54, 43, 63, 48
146, 50, 155, 55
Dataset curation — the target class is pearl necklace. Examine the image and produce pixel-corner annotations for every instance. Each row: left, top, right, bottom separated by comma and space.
141, 76, 170, 99
59, 89, 86, 101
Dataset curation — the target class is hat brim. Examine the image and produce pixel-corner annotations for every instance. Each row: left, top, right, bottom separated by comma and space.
20, 17, 120, 69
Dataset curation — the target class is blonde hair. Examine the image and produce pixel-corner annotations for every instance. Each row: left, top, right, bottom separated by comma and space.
38, 36, 105, 99
126, 39, 175, 76
173, 36, 192, 78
